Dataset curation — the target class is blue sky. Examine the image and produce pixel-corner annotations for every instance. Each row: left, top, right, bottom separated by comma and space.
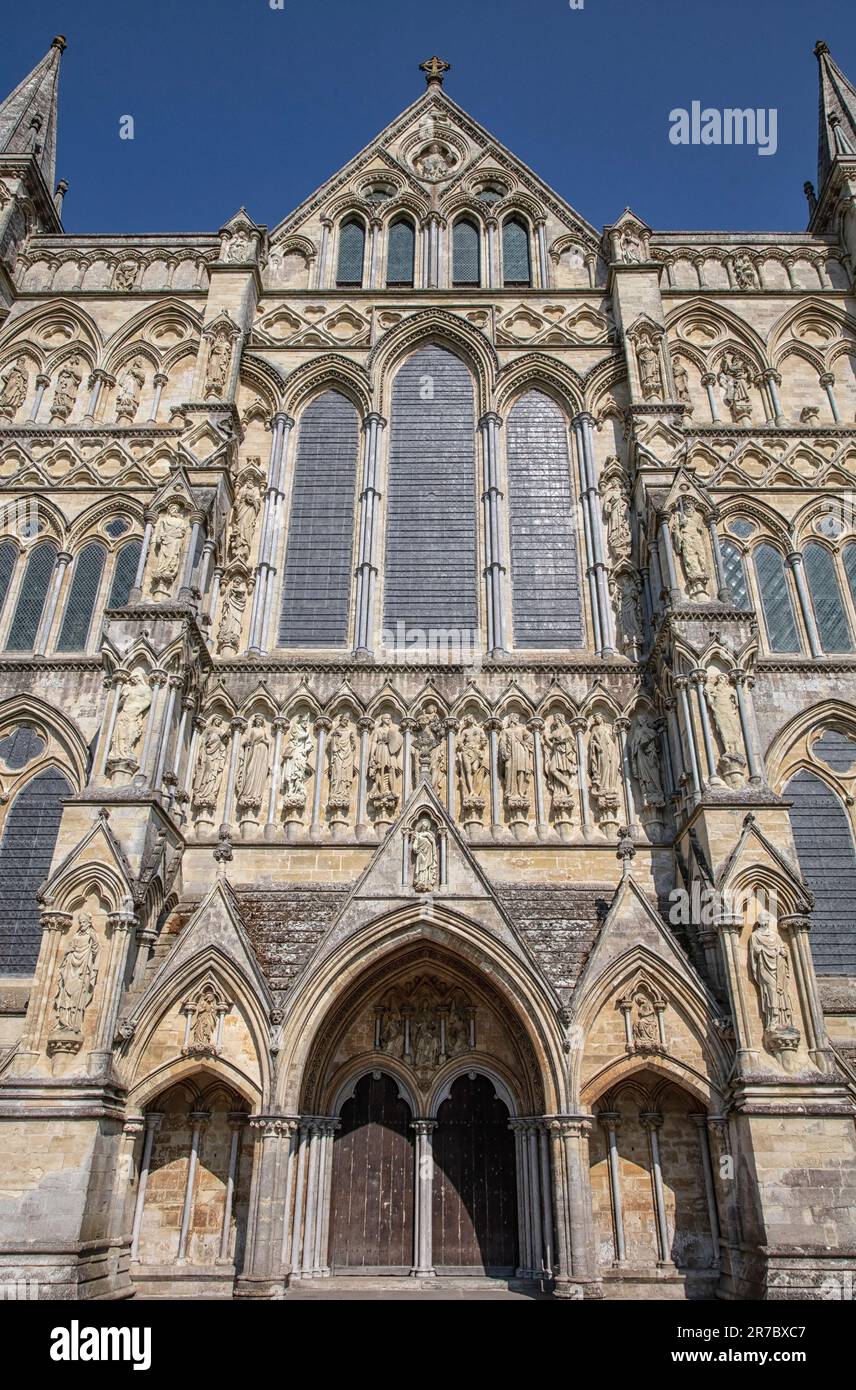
4, 0, 856, 236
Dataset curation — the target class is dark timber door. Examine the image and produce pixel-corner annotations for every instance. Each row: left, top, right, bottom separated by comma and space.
329, 1072, 414, 1272
432, 1073, 518, 1273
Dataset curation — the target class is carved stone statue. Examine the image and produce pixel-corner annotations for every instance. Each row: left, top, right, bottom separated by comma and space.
601, 472, 633, 563
281, 713, 313, 802
718, 351, 753, 422
417, 142, 455, 180
588, 713, 620, 798
544, 712, 578, 804
412, 703, 444, 786
628, 711, 664, 806
411, 814, 439, 893
217, 574, 249, 654
190, 986, 218, 1050
149, 501, 189, 598
109, 671, 151, 766
636, 333, 663, 400
620, 225, 644, 263
228, 478, 262, 564
192, 716, 228, 810
327, 713, 356, 808
113, 259, 138, 291
498, 712, 533, 804
368, 714, 403, 810
612, 572, 643, 649
732, 253, 759, 290
456, 715, 489, 815
672, 356, 691, 405
226, 231, 252, 263
0, 356, 28, 417
706, 674, 746, 785
115, 357, 145, 421
670, 500, 710, 598
204, 327, 232, 397
748, 918, 793, 1033
235, 714, 270, 815
51, 356, 82, 419
53, 913, 100, 1034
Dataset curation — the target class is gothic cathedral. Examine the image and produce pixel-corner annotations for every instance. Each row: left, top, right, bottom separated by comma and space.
0, 38, 854, 1302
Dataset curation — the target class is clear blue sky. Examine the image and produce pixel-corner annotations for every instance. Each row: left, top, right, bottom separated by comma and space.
4, 0, 856, 236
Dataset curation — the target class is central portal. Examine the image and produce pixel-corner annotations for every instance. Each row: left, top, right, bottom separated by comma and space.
329, 1072, 414, 1273
433, 1073, 518, 1273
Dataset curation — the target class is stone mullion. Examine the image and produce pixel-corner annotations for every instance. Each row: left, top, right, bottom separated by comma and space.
33, 549, 71, 655
410, 1119, 437, 1278
786, 551, 823, 658
479, 411, 507, 655
249, 412, 293, 654
353, 413, 386, 657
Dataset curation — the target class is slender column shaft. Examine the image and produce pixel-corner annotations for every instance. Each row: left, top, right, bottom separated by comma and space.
221, 717, 246, 830
34, 551, 70, 655
130, 1113, 162, 1260
600, 1113, 626, 1263
573, 721, 591, 828
289, 1124, 310, 1277
177, 1112, 208, 1261
219, 1118, 244, 1261
691, 1114, 720, 1267
642, 1114, 670, 1263
787, 552, 822, 658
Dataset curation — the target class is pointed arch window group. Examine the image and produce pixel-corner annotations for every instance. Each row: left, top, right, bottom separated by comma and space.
333, 211, 535, 289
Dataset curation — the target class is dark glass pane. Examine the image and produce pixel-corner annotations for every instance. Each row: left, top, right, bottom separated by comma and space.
336, 219, 365, 287
754, 544, 800, 653
803, 542, 853, 652
108, 541, 142, 608
452, 219, 480, 286
787, 770, 856, 974
502, 217, 531, 285
0, 540, 17, 620
56, 543, 106, 652
721, 539, 751, 610
5, 542, 57, 652
386, 219, 414, 286
0, 768, 72, 973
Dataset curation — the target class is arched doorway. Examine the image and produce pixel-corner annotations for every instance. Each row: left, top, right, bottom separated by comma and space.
432, 1072, 518, 1274
329, 1072, 414, 1273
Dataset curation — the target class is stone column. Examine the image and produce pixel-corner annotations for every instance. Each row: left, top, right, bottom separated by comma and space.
614, 717, 636, 829
572, 717, 592, 832
763, 369, 786, 426
240, 1115, 295, 1292
658, 515, 681, 603
562, 1118, 597, 1285
148, 371, 168, 421
411, 1119, 437, 1278
177, 512, 204, 604
731, 671, 762, 784
300, 1122, 322, 1277
511, 1120, 532, 1276
249, 412, 293, 653
479, 411, 507, 655
707, 516, 731, 601
547, 1119, 573, 1296
130, 1112, 163, 1260
820, 372, 841, 422
692, 670, 722, 786
526, 1122, 544, 1275
219, 1113, 246, 1262
353, 412, 386, 656
356, 715, 372, 836
713, 910, 756, 1071
538, 1123, 554, 1274
779, 914, 832, 1072
599, 1111, 626, 1264
220, 716, 246, 834
317, 1119, 339, 1277
486, 717, 502, 836
444, 717, 458, 813
691, 1113, 721, 1268
177, 1110, 209, 1262
90, 899, 137, 1068
265, 716, 286, 839
573, 412, 614, 655
310, 717, 331, 835
137, 670, 165, 785
640, 1112, 671, 1265
787, 551, 823, 658
486, 218, 498, 288
536, 219, 549, 290
29, 372, 50, 422
289, 1122, 311, 1278
152, 674, 181, 793
675, 677, 702, 794
528, 718, 548, 838
83, 368, 111, 424
314, 218, 331, 289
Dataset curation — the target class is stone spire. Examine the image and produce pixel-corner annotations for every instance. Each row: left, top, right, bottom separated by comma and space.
0, 35, 66, 192
814, 40, 856, 191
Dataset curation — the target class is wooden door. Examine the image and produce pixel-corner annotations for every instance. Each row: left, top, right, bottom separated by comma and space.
432, 1073, 518, 1273
329, 1072, 414, 1272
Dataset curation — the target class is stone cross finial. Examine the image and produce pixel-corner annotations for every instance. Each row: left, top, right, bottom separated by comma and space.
420, 56, 450, 88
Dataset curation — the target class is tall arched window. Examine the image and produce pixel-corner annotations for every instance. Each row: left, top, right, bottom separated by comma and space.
5, 541, 58, 653
753, 543, 801, 653
720, 539, 751, 610
336, 218, 365, 288
452, 218, 480, 286
386, 218, 415, 287
384, 345, 478, 640
842, 541, 856, 611
786, 768, 856, 973
108, 539, 142, 608
502, 217, 531, 287
278, 390, 359, 646
56, 542, 106, 652
0, 539, 17, 621
506, 390, 583, 647
0, 767, 72, 973
803, 541, 853, 652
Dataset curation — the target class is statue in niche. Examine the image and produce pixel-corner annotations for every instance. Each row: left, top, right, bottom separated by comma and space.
115, 357, 145, 421
456, 714, 489, 812
748, 917, 793, 1033
216, 574, 249, 654
612, 572, 643, 649
149, 501, 189, 598
636, 332, 663, 400
672, 356, 691, 405
113, 259, 138, 291
670, 499, 710, 598
543, 712, 578, 806
280, 713, 313, 802
628, 711, 664, 806
235, 714, 270, 815
412, 1003, 438, 1069
190, 985, 218, 1050
498, 712, 534, 804
705, 673, 746, 785
588, 713, 620, 798
204, 327, 232, 398
412, 703, 444, 786
53, 912, 100, 1034
620, 224, 644, 262
417, 142, 455, 180
109, 671, 151, 766
447, 1002, 471, 1055
718, 351, 753, 422
368, 714, 403, 809
0, 356, 28, 417
732, 253, 759, 290
411, 814, 439, 893
632, 988, 659, 1048
226, 231, 252, 263
378, 1008, 403, 1058
327, 713, 356, 807
601, 471, 633, 563
51, 356, 82, 419
192, 716, 228, 810
228, 477, 262, 564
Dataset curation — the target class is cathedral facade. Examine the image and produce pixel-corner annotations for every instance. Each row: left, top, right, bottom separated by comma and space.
0, 38, 855, 1301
